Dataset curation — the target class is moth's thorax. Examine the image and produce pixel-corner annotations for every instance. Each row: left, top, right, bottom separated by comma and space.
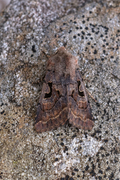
47, 47, 78, 81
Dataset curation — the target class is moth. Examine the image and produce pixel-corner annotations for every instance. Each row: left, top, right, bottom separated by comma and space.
35, 47, 94, 133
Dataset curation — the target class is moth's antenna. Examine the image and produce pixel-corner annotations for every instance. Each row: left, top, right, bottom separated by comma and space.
41, 50, 50, 59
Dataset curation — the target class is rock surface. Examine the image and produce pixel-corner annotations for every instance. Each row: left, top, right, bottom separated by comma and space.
0, 0, 120, 179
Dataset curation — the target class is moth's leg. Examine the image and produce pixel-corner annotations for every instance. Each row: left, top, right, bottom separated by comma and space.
86, 89, 97, 102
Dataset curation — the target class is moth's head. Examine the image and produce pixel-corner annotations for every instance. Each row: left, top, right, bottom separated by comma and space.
56, 46, 71, 58
57, 46, 66, 53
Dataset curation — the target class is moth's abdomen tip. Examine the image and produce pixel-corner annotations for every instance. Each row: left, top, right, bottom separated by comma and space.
79, 119, 94, 131
85, 119, 94, 130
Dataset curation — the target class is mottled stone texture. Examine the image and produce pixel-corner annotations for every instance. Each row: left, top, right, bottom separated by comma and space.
0, 0, 120, 179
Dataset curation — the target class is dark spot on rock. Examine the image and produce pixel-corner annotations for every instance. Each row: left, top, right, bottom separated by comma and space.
109, 172, 114, 180
1, 110, 4, 114
72, 172, 75, 175
55, 158, 58, 161
94, 49, 97, 54
60, 142, 64, 146
87, 33, 91, 36
96, 102, 100, 107
85, 27, 88, 30
95, 31, 99, 34
32, 45, 36, 53
100, 146, 105, 150
81, 31, 85, 35
69, 177, 74, 180
85, 165, 89, 171
74, 168, 78, 172
99, 170, 103, 174
103, 50, 106, 54
64, 146, 68, 152
65, 175, 69, 180
104, 139, 108, 142
69, 30, 72, 33
72, 134, 77, 138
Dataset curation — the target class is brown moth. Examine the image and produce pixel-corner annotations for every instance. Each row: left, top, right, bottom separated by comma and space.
35, 47, 94, 133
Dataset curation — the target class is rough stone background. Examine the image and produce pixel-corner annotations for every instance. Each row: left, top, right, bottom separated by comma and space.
0, 0, 120, 179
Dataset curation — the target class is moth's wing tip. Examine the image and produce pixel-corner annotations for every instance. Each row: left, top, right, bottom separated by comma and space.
69, 113, 94, 131
34, 121, 42, 133
84, 119, 94, 130
34, 121, 50, 133
78, 120, 94, 131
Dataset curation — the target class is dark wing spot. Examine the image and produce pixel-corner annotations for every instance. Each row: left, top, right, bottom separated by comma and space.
44, 83, 52, 98
77, 81, 84, 97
